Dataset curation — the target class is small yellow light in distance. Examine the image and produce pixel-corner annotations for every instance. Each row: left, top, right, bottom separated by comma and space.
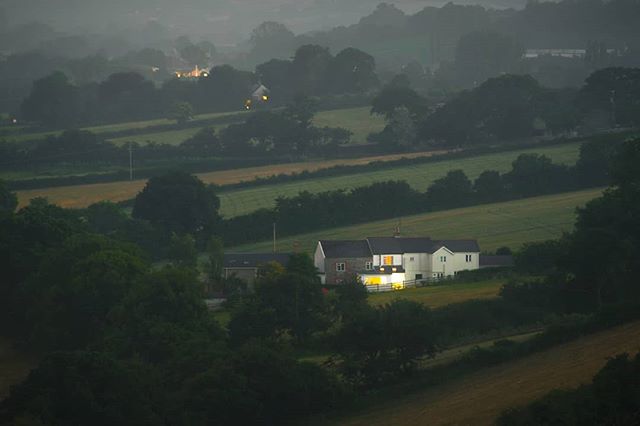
262, 95, 268, 101
379, 267, 384, 272
392, 267, 397, 272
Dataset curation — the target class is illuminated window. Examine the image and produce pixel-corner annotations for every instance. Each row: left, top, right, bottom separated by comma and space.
383, 256, 393, 265
336, 263, 345, 272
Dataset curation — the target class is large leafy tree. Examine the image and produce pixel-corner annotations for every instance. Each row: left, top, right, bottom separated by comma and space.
132, 171, 221, 241
20, 71, 81, 127
23, 233, 147, 350
0, 351, 160, 426
0, 179, 17, 214
454, 31, 523, 86
578, 67, 640, 127
327, 47, 379, 93
335, 299, 437, 383
425, 170, 474, 209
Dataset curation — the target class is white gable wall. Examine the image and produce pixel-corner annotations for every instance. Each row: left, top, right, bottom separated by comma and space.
431, 247, 480, 277
314, 242, 325, 273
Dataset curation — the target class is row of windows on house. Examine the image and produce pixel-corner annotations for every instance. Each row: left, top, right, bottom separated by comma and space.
335, 255, 473, 272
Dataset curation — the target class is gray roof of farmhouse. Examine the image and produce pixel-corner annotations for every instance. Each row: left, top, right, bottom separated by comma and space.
223, 253, 291, 268
319, 240, 372, 258
431, 240, 481, 253
366, 237, 433, 254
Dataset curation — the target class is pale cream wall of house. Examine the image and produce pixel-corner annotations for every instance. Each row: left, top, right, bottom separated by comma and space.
431, 247, 479, 277
402, 252, 432, 280
452, 252, 479, 273
431, 247, 455, 277
314, 242, 325, 273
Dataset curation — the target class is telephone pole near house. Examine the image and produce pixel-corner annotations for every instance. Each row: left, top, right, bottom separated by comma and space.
273, 222, 277, 253
128, 142, 133, 180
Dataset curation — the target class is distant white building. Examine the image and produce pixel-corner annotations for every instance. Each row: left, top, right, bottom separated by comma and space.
314, 236, 480, 289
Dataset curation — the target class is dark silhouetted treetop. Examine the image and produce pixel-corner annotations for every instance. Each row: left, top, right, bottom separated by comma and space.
132, 171, 221, 241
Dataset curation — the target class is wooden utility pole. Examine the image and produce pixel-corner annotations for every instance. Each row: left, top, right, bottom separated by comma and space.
128, 142, 133, 181
272, 222, 276, 253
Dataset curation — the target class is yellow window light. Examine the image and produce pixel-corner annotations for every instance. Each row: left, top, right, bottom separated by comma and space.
261, 95, 269, 101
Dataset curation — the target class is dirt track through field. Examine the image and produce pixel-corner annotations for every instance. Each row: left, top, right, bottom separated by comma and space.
15, 150, 448, 209
330, 320, 640, 426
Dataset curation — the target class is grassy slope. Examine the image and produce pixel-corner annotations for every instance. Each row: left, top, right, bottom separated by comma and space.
368, 279, 505, 308
217, 142, 581, 217
15, 150, 447, 209
232, 187, 603, 253
0, 337, 36, 400
327, 320, 640, 426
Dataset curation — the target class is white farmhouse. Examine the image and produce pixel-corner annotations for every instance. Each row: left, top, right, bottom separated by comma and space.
314, 236, 480, 289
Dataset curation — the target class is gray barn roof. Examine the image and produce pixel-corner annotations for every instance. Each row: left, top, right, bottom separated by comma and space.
367, 237, 479, 254
223, 253, 291, 268
319, 240, 372, 258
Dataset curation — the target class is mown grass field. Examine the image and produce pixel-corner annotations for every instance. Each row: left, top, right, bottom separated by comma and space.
313, 107, 386, 144
2, 110, 244, 143
368, 278, 505, 308
15, 150, 448, 209
232, 187, 603, 253
217, 142, 582, 217
327, 320, 640, 426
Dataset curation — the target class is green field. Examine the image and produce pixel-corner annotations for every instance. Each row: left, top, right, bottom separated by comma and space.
107, 126, 206, 146
106, 106, 385, 146
218, 142, 582, 217
231, 187, 603, 253
313, 106, 385, 144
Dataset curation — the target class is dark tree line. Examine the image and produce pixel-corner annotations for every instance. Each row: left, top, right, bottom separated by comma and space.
18, 43, 379, 128
504, 138, 640, 313
371, 68, 640, 150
